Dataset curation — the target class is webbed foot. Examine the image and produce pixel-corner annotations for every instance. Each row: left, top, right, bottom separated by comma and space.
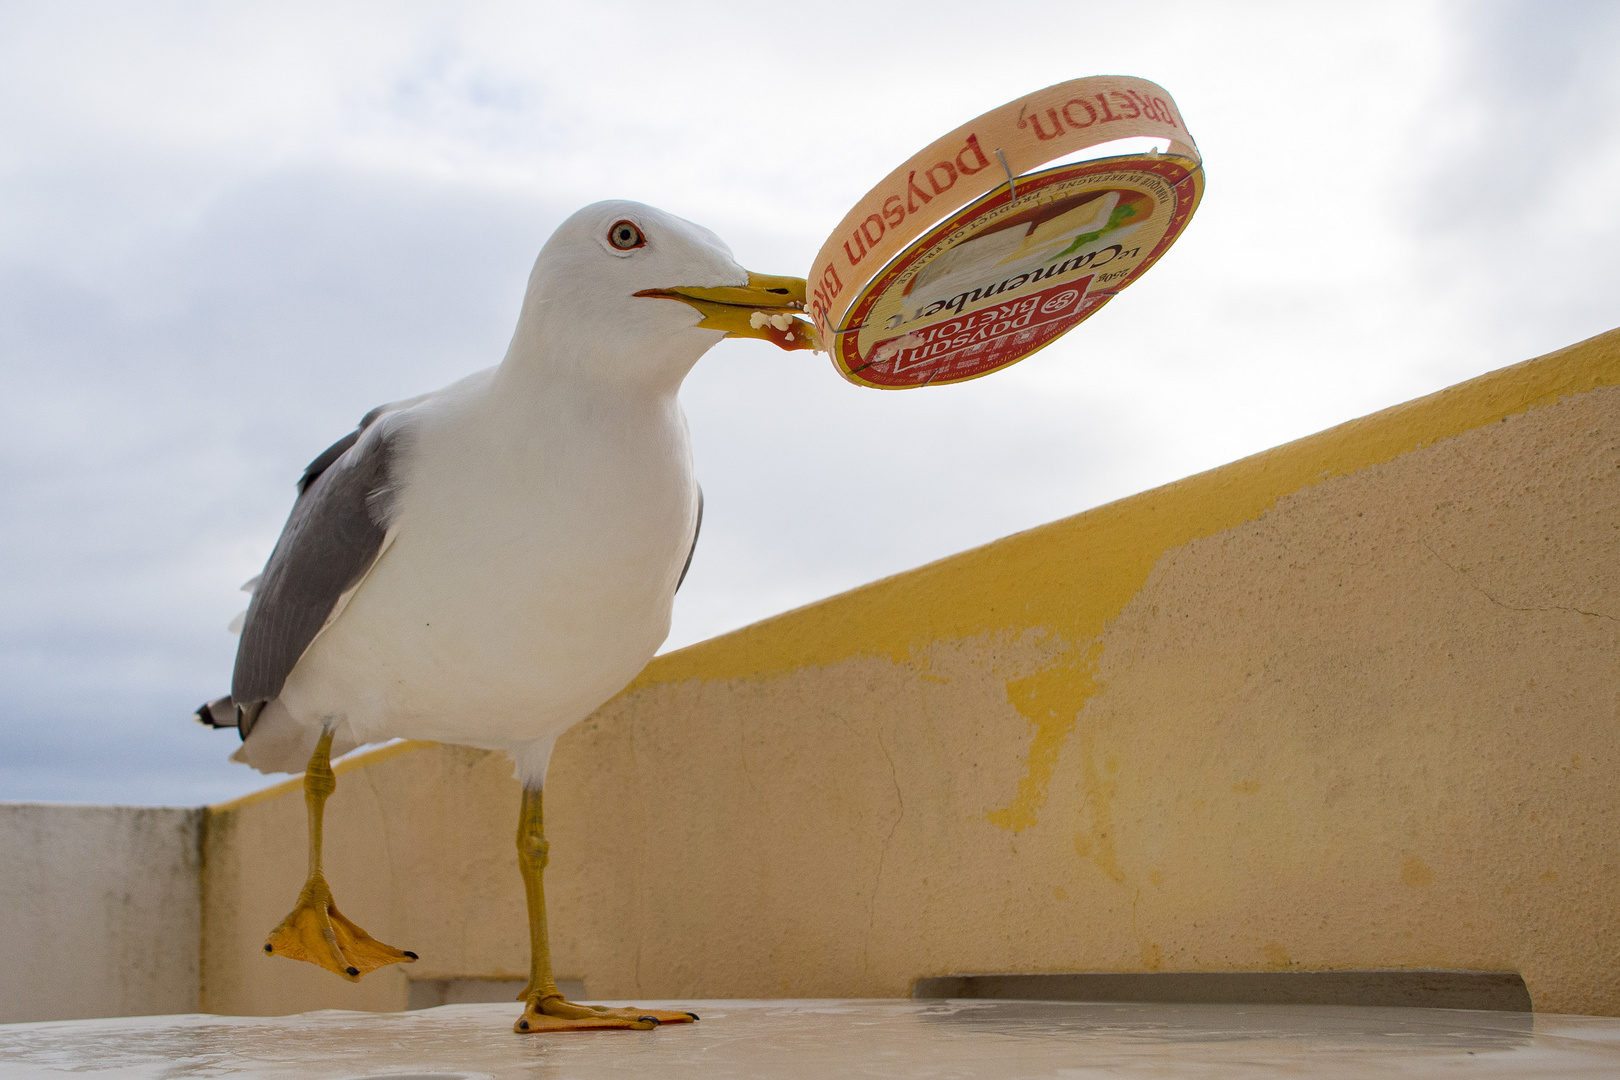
263, 875, 417, 981
514, 992, 699, 1033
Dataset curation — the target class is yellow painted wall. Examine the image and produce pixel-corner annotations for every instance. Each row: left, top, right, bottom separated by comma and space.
202, 327, 1620, 1016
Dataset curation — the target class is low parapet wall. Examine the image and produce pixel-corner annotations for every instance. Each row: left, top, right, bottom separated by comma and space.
0, 804, 201, 1023
196, 328, 1620, 1017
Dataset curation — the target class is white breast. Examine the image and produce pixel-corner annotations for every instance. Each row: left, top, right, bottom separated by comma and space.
277, 370, 699, 758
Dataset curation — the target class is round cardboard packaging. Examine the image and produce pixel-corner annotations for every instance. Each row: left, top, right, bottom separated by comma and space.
838, 153, 1201, 388
805, 76, 1203, 390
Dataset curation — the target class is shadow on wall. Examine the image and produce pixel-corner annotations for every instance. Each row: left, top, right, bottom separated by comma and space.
914, 971, 1533, 1011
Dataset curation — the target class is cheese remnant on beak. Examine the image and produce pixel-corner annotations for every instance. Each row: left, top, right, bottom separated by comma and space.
750, 311, 798, 332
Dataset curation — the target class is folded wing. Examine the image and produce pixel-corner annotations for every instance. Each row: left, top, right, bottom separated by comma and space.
197, 407, 409, 738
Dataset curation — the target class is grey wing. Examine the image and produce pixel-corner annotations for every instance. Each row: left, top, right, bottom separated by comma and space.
676, 485, 703, 592
223, 414, 406, 736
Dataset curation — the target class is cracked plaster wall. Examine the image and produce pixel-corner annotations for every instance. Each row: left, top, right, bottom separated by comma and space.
199, 328, 1620, 1016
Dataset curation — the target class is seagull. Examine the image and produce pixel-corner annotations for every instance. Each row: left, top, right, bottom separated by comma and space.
197, 200, 813, 1033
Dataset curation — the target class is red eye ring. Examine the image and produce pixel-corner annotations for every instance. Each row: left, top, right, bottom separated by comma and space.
608, 220, 646, 250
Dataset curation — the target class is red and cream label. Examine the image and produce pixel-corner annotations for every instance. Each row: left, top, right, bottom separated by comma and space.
853, 283, 1103, 388
807, 76, 1203, 390
842, 158, 1199, 388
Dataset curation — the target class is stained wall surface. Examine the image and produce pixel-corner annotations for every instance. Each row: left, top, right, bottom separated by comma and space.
200, 327, 1620, 1017
0, 803, 201, 1022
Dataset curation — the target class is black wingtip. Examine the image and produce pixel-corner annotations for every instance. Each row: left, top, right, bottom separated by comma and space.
195, 697, 238, 730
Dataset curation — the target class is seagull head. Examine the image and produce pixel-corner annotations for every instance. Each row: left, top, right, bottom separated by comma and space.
511, 200, 813, 388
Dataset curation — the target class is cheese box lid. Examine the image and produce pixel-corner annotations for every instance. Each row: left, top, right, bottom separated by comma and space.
806, 77, 1203, 389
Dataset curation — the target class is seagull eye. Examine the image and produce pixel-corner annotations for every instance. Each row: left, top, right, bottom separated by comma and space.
608, 220, 646, 251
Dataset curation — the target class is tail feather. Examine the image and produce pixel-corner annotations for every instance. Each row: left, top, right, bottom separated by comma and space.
195, 694, 359, 775
230, 700, 359, 775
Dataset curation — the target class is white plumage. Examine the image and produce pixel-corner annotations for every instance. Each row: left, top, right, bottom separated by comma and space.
218, 200, 787, 787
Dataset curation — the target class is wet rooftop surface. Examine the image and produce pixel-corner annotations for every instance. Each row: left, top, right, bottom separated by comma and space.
4, 999, 1620, 1078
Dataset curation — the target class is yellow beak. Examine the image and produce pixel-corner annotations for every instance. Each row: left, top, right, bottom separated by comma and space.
636, 272, 818, 352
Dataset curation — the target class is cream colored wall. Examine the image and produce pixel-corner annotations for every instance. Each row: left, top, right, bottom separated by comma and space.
0, 804, 201, 1022
201, 327, 1620, 1017
201, 744, 525, 1015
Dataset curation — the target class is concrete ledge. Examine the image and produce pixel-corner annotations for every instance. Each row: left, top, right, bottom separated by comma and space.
4, 1000, 1619, 1078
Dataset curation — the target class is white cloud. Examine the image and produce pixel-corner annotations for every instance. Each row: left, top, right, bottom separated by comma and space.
0, 0, 1615, 803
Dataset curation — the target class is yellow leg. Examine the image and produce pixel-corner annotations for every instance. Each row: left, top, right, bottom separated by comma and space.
513, 785, 698, 1033
263, 728, 417, 981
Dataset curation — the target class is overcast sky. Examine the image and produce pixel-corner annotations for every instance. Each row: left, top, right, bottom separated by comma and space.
2, 1, 1617, 805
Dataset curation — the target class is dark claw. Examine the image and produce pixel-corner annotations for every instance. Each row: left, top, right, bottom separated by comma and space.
264, 944, 273, 952
639, 1016, 660, 1025
519, 1020, 530, 1031
685, 1012, 700, 1021
345, 966, 360, 977
403, 951, 418, 959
